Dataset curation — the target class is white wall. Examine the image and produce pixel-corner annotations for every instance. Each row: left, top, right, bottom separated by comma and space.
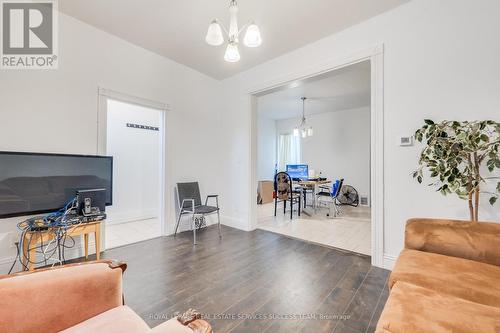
256, 115, 277, 180
275, 107, 371, 198
0, 12, 224, 272
106, 99, 161, 224
1, 0, 500, 273
219, 0, 500, 267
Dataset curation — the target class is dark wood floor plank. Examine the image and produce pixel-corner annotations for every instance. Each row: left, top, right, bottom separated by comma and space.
85, 225, 390, 333
228, 243, 338, 333
296, 256, 372, 333
334, 267, 390, 333
365, 283, 390, 333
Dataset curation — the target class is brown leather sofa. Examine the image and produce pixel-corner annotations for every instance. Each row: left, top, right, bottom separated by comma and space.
376, 218, 500, 333
0, 260, 211, 333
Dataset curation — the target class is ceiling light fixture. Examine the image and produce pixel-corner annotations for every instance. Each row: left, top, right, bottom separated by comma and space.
293, 97, 313, 138
205, 0, 262, 63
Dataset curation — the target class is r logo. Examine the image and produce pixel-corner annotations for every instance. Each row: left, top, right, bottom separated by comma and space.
2, 1, 53, 54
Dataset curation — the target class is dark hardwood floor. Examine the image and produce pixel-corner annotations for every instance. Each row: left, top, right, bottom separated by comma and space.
100, 225, 389, 333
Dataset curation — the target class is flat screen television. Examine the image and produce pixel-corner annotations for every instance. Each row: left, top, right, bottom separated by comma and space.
0, 151, 113, 218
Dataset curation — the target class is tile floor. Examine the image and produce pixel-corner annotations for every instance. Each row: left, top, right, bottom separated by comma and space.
257, 201, 371, 255
105, 218, 161, 249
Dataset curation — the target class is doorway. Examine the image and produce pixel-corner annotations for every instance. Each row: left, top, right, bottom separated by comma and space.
104, 99, 164, 248
255, 61, 372, 255
249, 46, 384, 267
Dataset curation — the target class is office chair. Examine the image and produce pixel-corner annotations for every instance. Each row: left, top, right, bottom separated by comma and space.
174, 182, 221, 244
274, 172, 301, 219
316, 178, 344, 218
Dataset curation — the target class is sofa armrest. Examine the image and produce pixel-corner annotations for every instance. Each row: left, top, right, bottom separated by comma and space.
0, 260, 126, 332
405, 218, 500, 266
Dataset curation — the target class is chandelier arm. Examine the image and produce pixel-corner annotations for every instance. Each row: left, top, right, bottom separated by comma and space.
218, 20, 230, 39
238, 21, 251, 35
302, 98, 306, 119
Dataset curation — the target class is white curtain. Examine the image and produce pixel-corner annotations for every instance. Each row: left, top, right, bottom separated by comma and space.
277, 134, 301, 171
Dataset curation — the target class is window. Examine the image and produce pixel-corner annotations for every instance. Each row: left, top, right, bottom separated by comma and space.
277, 133, 301, 171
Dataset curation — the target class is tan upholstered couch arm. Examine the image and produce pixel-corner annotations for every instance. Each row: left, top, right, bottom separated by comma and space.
405, 218, 500, 266
0, 260, 127, 333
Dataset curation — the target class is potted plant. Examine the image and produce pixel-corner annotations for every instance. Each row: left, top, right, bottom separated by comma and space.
413, 120, 500, 221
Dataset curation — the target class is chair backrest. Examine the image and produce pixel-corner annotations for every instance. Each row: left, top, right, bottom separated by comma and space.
331, 178, 344, 198
274, 172, 293, 200
177, 182, 202, 209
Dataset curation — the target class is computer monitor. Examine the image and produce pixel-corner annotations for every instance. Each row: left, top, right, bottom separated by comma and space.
286, 164, 309, 180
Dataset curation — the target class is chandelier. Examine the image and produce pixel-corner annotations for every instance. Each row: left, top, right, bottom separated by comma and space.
205, 0, 262, 62
293, 97, 313, 138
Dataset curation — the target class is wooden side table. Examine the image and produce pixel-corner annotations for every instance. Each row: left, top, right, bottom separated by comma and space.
22, 221, 102, 271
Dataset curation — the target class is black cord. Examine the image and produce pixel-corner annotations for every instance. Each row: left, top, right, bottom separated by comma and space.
7, 242, 20, 274
15, 201, 89, 270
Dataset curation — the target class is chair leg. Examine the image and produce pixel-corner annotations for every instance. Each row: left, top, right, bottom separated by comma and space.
284, 200, 287, 214
192, 213, 197, 245
217, 210, 222, 238
290, 199, 293, 220
274, 198, 277, 217
298, 197, 301, 217
174, 211, 183, 237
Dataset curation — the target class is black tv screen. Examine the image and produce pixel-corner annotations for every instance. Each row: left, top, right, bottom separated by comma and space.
0, 151, 113, 218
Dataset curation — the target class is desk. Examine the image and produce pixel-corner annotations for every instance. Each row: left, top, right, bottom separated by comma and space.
298, 180, 331, 215
22, 221, 102, 271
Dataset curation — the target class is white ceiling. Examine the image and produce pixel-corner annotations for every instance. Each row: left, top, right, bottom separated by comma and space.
59, 0, 409, 80
257, 61, 370, 120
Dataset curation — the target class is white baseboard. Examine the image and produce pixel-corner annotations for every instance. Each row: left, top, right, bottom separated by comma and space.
221, 215, 249, 231
106, 214, 157, 225
164, 214, 224, 236
383, 253, 398, 270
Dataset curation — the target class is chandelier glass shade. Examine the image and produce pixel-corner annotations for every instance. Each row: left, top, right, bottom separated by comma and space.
243, 23, 262, 47
293, 97, 313, 138
205, 20, 224, 46
224, 42, 241, 62
205, 0, 262, 62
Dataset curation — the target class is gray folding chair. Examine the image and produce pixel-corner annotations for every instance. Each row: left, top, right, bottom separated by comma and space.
174, 182, 221, 244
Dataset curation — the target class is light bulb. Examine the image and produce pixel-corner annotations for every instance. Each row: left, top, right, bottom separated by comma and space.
244, 23, 262, 47
205, 20, 224, 46
224, 42, 240, 62
307, 127, 313, 137
293, 128, 299, 137
301, 129, 307, 138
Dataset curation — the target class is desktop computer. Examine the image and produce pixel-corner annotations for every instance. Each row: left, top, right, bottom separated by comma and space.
286, 164, 309, 181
